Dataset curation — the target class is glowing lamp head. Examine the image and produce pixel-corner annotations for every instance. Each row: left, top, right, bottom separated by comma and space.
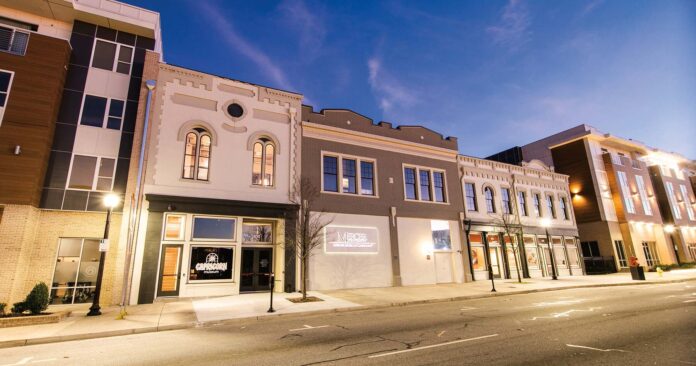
103, 193, 120, 209
664, 224, 675, 234
540, 218, 551, 228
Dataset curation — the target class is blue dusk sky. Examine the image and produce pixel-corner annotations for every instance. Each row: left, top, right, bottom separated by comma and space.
128, 0, 695, 158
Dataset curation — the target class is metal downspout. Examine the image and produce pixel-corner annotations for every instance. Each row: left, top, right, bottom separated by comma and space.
120, 80, 156, 309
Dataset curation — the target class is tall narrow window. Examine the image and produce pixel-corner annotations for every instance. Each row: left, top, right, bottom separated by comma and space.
183, 133, 197, 179
465, 183, 477, 211
182, 128, 212, 181
501, 188, 512, 214
116, 45, 133, 74
666, 182, 681, 219
251, 138, 274, 187
484, 187, 495, 213
546, 195, 556, 218
636, 175, 652, 216
614, 240, 628, 268
323, 156, 338, 192
404, 168, 417, 200
342, 158, 357, 194
433, 172, 446, 203
560, 197, 569, 220
106, 99, 124, 130
518, 191, 527, 216
419, 170, 431, 201
617, 171, 635, 214
0, 70, 13, 126
533, 193, 541, 217
360, 161, 374, 195
680, 184, 695, 220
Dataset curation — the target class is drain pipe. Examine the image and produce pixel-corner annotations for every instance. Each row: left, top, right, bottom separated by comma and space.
120, 80, 156, 312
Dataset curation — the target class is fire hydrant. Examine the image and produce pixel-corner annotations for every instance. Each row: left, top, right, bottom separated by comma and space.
656, 267, 664, 277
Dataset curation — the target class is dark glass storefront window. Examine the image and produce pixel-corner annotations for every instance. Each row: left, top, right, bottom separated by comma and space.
80, 95, 107, 127
189, 246, 234, 281
192, 216, 236, 240
50, 238, 100, 304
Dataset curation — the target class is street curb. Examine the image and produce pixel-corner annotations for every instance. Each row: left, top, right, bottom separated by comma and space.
1, 276, 694, 349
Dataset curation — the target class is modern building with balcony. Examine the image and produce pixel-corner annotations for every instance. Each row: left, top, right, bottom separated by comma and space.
489, 124, 696, 272
459, 155, 582, 282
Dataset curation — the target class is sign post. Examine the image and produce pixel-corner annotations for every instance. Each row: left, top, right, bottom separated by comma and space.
267, 273, 275, 313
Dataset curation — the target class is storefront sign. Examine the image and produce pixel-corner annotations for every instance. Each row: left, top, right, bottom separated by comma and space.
189, 246, 233, 281
324, 226, 378, 254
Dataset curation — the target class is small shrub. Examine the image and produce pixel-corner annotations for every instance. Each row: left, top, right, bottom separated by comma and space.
25, 282, 49, 315
11, 301, 27, 314
0, 302, 6, 315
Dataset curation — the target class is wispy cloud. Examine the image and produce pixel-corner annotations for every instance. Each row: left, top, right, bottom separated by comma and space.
582, 0, 605, 16
195, 2, 295, 92
367, 56, 417, 115
278, 0, 326, 61
486, 0, 531, 50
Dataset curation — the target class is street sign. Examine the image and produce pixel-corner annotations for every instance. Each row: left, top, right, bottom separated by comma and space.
99, 239, 109, 252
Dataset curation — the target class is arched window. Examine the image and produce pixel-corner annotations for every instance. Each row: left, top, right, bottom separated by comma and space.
252, 138, 275, 187
182, 128, 212, 181
484, 187, 495, 213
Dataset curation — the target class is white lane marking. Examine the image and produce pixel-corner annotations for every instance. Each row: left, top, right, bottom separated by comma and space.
533, 300, 584, 307
437, 330, 446, 337
289, 324, 330, 332
460, 307, 477, 311
368, 334, 499, 358
567, 344, 628, 353
684, 299, 696, 303
531, 307, 602, 320
0, 358, 57, 366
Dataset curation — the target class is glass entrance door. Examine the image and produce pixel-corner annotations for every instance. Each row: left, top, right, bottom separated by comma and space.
240, 248, 273, 292
157, 244, 183, 297
489, 247, 502, 278
542, 247, 553, 277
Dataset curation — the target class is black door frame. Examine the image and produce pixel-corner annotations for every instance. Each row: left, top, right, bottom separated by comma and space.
240, 247, 273, 292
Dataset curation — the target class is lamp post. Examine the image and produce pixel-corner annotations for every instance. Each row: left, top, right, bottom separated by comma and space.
540, 218, 558, 280
88, 193, 120, 316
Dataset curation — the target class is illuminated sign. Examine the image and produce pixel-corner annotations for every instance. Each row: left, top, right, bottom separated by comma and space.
324, 226, 378, 254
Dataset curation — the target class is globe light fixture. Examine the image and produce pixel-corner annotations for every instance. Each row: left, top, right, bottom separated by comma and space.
104, 193, 120, 209
664, 224, 675, 234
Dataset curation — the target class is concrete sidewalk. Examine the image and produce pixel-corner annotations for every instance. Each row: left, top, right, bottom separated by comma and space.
1, 269, 695, 349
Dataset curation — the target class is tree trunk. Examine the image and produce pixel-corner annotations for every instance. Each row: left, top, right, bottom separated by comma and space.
513, 246, 522, 283
301, 257, 307, 300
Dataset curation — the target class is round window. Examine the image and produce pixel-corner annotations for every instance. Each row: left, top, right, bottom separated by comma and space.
227, 103, 244, 118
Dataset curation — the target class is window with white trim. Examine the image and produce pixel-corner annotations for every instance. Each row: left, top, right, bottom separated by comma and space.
0, 19, 31, 56
518, 191, 528, 216
465, 183, 477, 211
666, 182, 681, 220
559, 197, 569, 220
614, 240, 628, 268
0, 70, 13, 126
67, 155, 116, 191
617, 171, 636, 214
501, 188, 512, 214
635, 175, 652, 215
321, 153, 376, 196
680, 184, 695, 220
546, 195, 556, 218
533, 193, 541, 217
252, 138, 275, 187
183, 128, 212, 181
79, 95, 125, 130
403, 166, 447, 203
484, 187, 495, 213
91, 39, 134, 75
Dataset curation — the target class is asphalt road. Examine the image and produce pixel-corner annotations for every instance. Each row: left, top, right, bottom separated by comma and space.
1, 280, 695, 366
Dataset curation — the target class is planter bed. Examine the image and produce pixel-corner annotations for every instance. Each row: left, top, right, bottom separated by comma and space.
0, 311, 71, 328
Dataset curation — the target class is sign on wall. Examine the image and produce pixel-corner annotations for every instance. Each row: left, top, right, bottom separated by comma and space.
324, 226, 379, 254
189, 246, 234, 281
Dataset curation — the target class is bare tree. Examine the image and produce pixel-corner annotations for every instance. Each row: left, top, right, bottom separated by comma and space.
491, 211, 523, 283
287, 178, 332, 300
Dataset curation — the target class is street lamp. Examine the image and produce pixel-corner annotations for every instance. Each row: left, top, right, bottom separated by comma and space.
88, 193, 120, 316
540, 218, 558, 280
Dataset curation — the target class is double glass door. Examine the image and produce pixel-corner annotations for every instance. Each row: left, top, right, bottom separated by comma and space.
489, 247, 502, 278
240, 247, 273, 292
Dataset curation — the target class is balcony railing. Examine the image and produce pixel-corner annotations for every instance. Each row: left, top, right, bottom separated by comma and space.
0, 26, 29, 56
